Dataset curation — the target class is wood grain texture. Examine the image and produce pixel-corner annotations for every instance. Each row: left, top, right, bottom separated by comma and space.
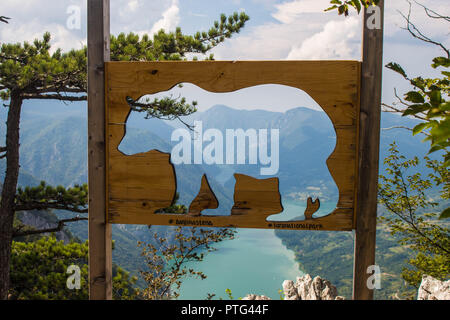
106, 60, 361, 231
108, 145, 177, 219
188, 174, 219, 216
353, 2, 385, 300
304, 197, 320, 220
231, 174, 283, 217
88, 0, 112, 300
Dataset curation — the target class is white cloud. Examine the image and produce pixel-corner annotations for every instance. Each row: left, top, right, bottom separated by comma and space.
0, 0, 448, 67
149, 0, 180, 35
0, 0, 86, 51
212, 0, 336, 60
287, 17, 360, 60
0, 0, 173, 51
127, 0, 140, 13
272, 0, 330, 23
0, 18, 85, 53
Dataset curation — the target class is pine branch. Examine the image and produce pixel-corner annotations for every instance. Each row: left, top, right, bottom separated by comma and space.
14, 202, 88, 213
15, 182, 88, 214
127, 95, 197, 130
21, 93, 87, 101
12, 216, 87, 238
0, 53, 25, 63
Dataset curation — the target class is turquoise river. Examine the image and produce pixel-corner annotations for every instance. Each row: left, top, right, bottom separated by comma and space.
177, 200, 336, 300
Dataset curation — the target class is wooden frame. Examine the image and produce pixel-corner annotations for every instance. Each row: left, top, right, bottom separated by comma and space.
87, 0, 112, 300
88, 0, 384, 300
105, 60, 361, 231
353, 2, 385, 300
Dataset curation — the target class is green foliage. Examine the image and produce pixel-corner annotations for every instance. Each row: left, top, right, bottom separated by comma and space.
325, 0, 380, 16
15, 181, 88, 213
0, 32, 87, 100
274, 226, 414, 299
440, 207, 450, 220
110, 12, 249, 62
0, 12, 249, 126
0, 11, 249, 300
138, 226, 235, 300
155, 193, 188, 214
384, 3, 449, 220
378, 143, 450, 288
9, 236, 137, 300
126, 87, 198, 130
386, 57, 450, 167
0, 12, 248, 100
113, 12, 248, 125
225, 288, 234, 300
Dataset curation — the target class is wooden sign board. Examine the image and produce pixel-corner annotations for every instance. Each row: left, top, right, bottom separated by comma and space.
105, 60, 361, 231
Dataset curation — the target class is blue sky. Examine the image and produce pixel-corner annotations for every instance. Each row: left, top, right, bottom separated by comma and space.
1, 0, 449, 112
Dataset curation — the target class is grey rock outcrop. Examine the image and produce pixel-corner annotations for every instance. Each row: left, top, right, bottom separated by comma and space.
244, 274, 450, 300
417, 275, 450, 300
243, 274, 344, 300
283, 274, 344, 300
242, 294, 272, 300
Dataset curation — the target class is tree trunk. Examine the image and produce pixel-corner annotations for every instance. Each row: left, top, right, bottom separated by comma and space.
0, 91, 22, 300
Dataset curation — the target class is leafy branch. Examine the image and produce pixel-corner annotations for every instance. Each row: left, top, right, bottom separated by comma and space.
378, 143, 450, 286
381, 2, 449, 170
385, 57, 449, 166
138, 226, 235, 300
325, 0, 380, 16
398, 1, 449, 59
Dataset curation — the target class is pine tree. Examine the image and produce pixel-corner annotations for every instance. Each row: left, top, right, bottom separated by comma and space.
0, 11, 249, 300
10, 236, 137, 300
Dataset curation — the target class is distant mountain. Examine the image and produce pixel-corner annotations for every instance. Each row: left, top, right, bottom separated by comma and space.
0, 100, 434, 284
131, 104, 431, 204
9, 101, 430, 207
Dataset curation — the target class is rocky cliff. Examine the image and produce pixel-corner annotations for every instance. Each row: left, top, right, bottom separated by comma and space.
244, 274, 450, 300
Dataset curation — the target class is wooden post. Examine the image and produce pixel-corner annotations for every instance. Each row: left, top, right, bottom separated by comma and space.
87, 0, 112, 300
353, 1, 385, 300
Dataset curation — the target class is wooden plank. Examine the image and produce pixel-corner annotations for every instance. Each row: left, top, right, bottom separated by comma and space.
188, 175, 219, 216
304, 198, 320, 220
87, 0, 112, 300
108, 203, 354, 231
108, 146, 177, 216
105, 60, 361, 231
353, 2, 385, 300
231, 174, 283, 217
